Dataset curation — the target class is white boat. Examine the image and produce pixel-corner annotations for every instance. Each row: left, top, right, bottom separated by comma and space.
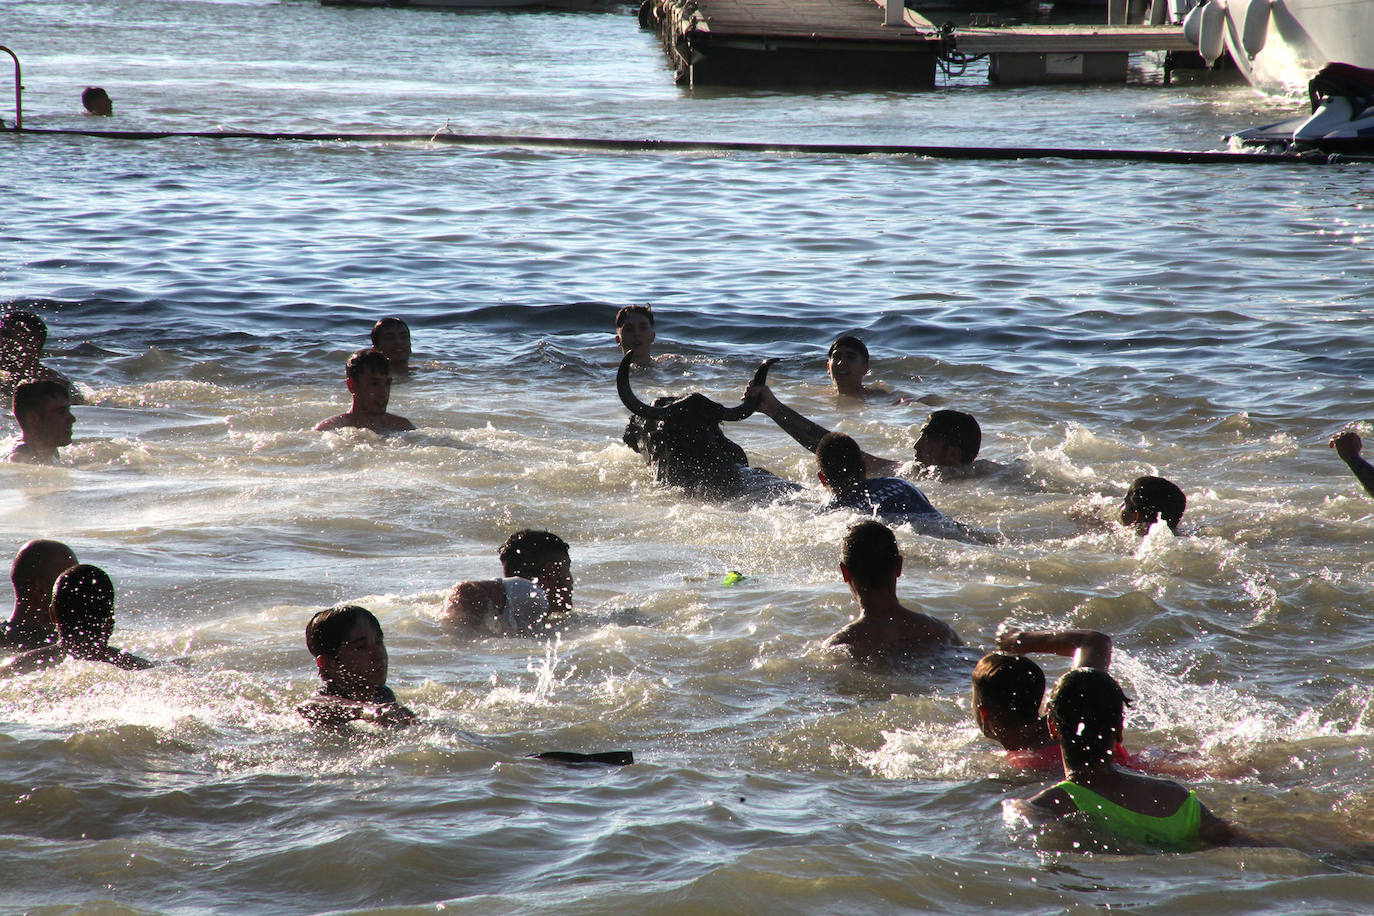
1180, 0, 1374, 89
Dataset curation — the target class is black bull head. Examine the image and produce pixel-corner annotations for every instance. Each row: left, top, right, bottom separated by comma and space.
619, 354, 782, 500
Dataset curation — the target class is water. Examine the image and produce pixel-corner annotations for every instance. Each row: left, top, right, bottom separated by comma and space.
2, 0, 1374, 912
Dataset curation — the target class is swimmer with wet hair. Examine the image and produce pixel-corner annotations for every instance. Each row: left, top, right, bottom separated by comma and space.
827, 335, 871, 398
298, 604, 416, 729
81, 87, 112, 116
614, 305, 655, 367
315, 348, 415, 433
0, 539, 78, 651
1330, 429, 1374, 498
0, 311, 77, 400
973, 628, 1121, 770
0, 564, 153, 675
817, 431, 941, 519
1013, 668, 1258, 850
499, 529, 573, 616
7, 379, 76, 465
370, 317, 411, 373
824, 520, 961, 661
1121, 475, 1185, 535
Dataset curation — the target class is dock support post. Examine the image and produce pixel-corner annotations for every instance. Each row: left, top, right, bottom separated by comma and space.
0, 46, 20, 130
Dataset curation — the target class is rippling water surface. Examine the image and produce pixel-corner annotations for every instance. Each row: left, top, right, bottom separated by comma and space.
3, 0, 1374, 913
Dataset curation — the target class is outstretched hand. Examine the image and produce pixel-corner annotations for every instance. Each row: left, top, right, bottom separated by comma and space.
743, 382, 780, 416
1331, 429, 1363, 463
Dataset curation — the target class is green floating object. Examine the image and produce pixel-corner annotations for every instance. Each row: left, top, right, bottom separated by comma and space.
722, 571, 745, 586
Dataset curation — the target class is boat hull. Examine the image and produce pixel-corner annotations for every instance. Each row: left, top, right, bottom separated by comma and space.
1222, 0, 1374, 89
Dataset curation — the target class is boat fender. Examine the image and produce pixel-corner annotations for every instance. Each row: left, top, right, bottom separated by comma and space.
1197, 0, 1227, 65
1238, 0, 1270, 57
1182, 2, 1203, 47
638, 0, 656, 29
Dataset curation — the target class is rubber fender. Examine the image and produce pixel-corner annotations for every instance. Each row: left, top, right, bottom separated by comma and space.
1239, 0, 1270, 57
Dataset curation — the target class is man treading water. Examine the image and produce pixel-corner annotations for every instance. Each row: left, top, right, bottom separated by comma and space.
315, 348, 415, 433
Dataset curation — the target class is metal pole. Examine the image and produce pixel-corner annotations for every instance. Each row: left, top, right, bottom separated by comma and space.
0, 47, 20, 130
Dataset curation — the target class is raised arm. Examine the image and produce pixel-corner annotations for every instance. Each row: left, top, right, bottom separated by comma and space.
1330, 430, 1374, 498
745, 382, 899, 476
995, 628, 1112, 670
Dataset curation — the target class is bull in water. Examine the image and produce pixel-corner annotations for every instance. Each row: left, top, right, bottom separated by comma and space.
618, 354, 798, 502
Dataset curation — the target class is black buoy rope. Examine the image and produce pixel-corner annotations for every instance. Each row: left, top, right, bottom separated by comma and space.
2, 123, 1363, 165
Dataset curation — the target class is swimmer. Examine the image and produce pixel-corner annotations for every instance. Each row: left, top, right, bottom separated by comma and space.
298, 604, 416, 729
0, 539, 78, 652
500, 529, 573, 617
444, 530, 573, 635
817, 431, 941, 520
826, 335, 872, 398
1013, 668, 1258, 850
824, 520, 962, 661
973, 627, 1119, 770
744, 380, 983, 478
614, 305, 656, 367
1120, 475, 1185, 535
81, 87, 112, 116
0, 564, 153, 675
1330, 429, 1374, 498
370, 317, 411, 373
6, 379, 75, 465
0, 311, 76, 398
315, 348, 415, 433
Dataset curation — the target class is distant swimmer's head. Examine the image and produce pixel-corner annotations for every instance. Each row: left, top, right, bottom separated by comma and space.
972, 651, 1045, 739
81, 86, 112, 116
370, 317, 411, 372
826, 335, 869, 396
12, 538, 78, 605
1121, 475, 1185, 535
344, 348, 392, 415
914, 410, 980, 467
13, 379, 75, 449
817, 431, 866, 492
499, 529, 572, 615
306, 604, 388, 692
52, 564, 116, 655
443, 579, 504, 628
839, 520, 902, 591
614, 305, 655, 363
1, 310, 48, 354
1047, 667, 1131, 768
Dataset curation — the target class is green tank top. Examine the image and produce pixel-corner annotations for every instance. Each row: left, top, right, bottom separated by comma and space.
1057, 780, 1203, 850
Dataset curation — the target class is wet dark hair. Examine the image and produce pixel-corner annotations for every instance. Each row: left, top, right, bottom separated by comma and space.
1047, 667, 1132, 767
344, 348, 391, 381
11, 539, 77, 593
0, 310, 47, 346
306, 604, 382, 658
81, 87, 112, 115
827, 335, 869, 363
972, 652, 1046, 721
1124, 475, 1186, 532
370, 317, 409, 347
12, 379, 70, 421
841, 520, 901, 589
52, 564, 116, 650
921, 410, 982, 464
499, 529, 570, 579
817, 431, 866, 491
615, 305, 654, 328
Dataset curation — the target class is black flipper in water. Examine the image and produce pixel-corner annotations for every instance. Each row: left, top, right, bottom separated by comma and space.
529, 750, 634, 767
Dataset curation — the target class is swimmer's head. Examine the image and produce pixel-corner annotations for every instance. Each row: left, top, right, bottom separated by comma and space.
343, 348, 392, 415
972, 651, 1045, 738
499, 529, 572, 615
370, 317, 411, 372
1121, 475, 1185, 534
840, 520, 901, 591
827, 335, 869, 395
443, 579, 503, 627
305, 604, 388, 691
1, 310, 47, 351
914, 410, 980, 466
81, 87, 112, 116
614, 305, 655, 361
817, 431, 866, 492
12, 379, 75, 448
12, 538, 78, 604
52, 564, 116, 655
1047, 667, 1131, 768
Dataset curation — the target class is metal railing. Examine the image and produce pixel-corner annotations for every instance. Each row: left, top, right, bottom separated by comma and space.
0, 46, 20, 130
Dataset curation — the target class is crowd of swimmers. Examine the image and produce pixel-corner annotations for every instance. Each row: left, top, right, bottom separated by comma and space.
4, 302, 1371, 853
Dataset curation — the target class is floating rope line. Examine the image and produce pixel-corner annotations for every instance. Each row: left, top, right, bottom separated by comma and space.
3, 124, 1363, 165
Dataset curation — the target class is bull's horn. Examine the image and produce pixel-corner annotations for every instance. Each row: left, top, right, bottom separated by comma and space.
617, 353, 670, 421
719, 358, 778, 422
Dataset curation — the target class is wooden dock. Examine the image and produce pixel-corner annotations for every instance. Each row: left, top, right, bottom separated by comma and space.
643, 0, 1196, 88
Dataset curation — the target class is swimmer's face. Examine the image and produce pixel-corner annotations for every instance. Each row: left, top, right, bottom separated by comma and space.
537, 550, 573, 615
23, 394, 74, 448
2, 323, 43, 364
347, 368, 392, 415
827, 344, 869, 394
913, 425, 961, 466
373, 324, 411, 371
325, 617, 388, 691
616, 314, 655, 358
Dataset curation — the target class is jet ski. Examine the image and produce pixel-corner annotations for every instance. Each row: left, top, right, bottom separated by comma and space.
1229, 62, 1374, 155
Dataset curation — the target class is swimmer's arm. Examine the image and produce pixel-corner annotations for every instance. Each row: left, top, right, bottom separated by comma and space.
298, 694, 417, 729
1018, 784, 1075, 818
0, 644, 64, 676
745, 383, 899, 475
1197, 801, 1269, 847
314, 414, 348, 432
1331, 430, 1374, 498
107, 648, 155, 670
996, 628, 1111, 670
